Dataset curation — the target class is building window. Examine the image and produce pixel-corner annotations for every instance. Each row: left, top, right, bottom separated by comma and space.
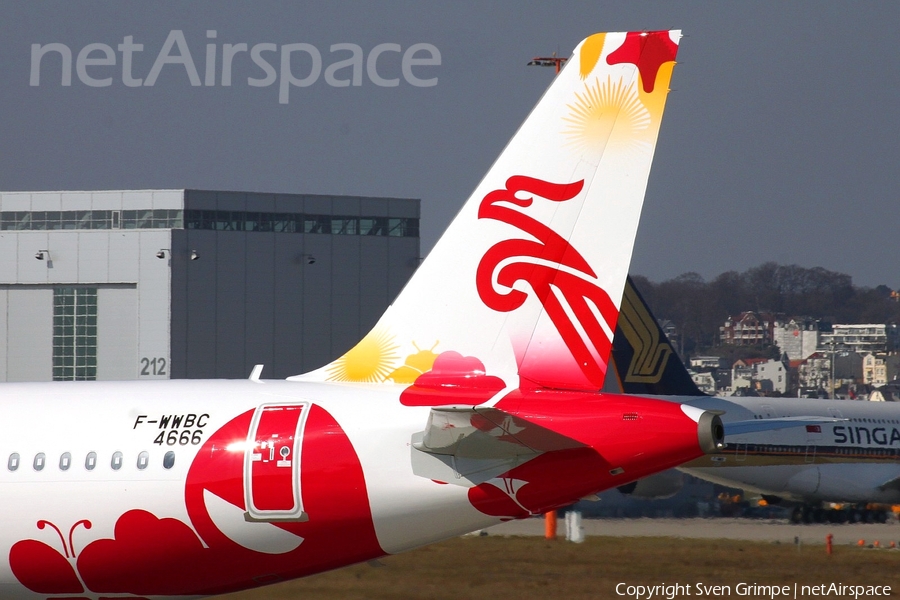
360, 217, 388, 235
181, 209, 419, 237
304, 215, 331, 233
0, 207, 418, 235
53, 287, 98, 381
0, 209, 184, 231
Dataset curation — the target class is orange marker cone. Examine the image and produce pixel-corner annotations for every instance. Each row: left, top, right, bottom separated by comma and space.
544, 511, 557, 539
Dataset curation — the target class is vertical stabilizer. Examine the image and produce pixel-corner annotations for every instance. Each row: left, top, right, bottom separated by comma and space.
293, 31, 682, 394
607, 277, 705, 396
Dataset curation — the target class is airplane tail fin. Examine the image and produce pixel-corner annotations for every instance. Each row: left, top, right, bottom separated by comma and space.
292, 31, 682, 393
606, 277, 705, 396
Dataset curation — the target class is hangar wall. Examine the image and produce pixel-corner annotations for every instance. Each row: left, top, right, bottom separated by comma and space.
0, 189, 420, 382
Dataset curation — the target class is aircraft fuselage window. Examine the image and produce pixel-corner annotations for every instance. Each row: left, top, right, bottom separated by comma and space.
5, 450, 173, 474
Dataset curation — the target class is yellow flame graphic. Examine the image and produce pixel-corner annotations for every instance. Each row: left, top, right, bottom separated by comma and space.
579, 33, 606, 79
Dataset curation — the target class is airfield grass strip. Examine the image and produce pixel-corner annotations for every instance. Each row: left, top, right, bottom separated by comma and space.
213, 535, 900, 600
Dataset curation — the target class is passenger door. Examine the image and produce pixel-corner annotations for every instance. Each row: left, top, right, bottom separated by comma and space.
243, 402, 310, 522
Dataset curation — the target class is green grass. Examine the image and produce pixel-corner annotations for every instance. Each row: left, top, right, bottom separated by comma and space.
212, 535, 900, 599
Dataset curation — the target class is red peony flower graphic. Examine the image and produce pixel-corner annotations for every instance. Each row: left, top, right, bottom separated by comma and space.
400, 351, 506, 406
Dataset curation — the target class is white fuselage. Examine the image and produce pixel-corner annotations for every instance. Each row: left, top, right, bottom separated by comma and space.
0, 378, 709, 599
0, 379, 500, 599
677, 395, 900, 504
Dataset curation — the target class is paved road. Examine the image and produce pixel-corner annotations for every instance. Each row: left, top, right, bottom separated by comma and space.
487, 517, 900, 546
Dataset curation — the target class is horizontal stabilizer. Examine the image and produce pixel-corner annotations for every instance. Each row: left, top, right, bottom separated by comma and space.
410, 406, 585, 487
414, 406, 585, 458
724, 416, 846, 437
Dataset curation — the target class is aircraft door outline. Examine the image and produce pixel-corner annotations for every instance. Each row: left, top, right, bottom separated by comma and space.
735, 437, 748, 462
805, 421, 822, 464
804, 445, 816, 464
243, 402, 311, 522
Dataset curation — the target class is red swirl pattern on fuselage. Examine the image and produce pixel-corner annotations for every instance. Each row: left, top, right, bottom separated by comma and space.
475, 176, 618, 389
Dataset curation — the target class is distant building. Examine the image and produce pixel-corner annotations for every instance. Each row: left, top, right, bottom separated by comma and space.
714, 369, 732, 392
798, 353, 830, 393
773, 317, 828, 360
796, 350, 865, 397
819, 324, 899, 355
729, 357, 789, 395
756, 358, 788, 394
834, 351, 864, 385
720, 311, 780, 346
787, 359, 804, 393
862, 353, 900, 386
731, 357, 768, 392
689, 356, 727, 371
690, 371, 717, 394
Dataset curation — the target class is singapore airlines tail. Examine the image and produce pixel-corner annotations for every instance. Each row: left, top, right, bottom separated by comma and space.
294, 31, 683, 393
607, 276, 705, 396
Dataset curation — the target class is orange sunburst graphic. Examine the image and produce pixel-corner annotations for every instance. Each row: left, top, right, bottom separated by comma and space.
325, 327, 400, 382
562, 75, 650, 154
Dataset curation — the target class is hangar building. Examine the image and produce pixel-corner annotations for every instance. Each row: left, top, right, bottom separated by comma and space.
0, 190, 420, 382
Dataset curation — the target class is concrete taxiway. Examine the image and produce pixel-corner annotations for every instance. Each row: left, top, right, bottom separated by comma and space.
488, 517, 900, 546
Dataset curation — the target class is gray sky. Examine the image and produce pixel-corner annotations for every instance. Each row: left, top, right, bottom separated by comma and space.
2, 2, 898, 288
